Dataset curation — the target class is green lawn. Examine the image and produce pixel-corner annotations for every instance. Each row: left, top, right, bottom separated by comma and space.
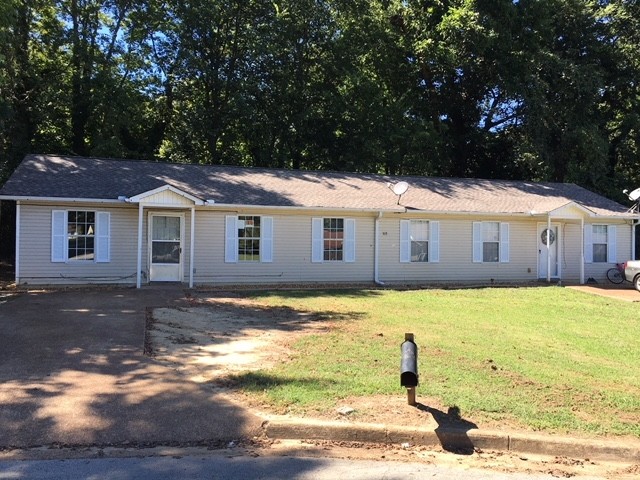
229, 287, 640, 437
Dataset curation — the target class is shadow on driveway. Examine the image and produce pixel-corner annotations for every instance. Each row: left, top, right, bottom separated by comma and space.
0, 288, 263, 449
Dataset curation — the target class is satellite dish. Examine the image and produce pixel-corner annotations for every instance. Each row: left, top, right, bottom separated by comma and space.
624, 187, 640, 202
391, 181, 409, 196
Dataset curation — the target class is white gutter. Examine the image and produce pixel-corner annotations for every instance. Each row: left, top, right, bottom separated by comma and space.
374, 212, 384, 285
199, 202, 406, 214
15, 202, 20, 284
0, 196, 123, 203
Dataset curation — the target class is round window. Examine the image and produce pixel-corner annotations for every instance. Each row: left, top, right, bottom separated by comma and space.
541, 228, 556, 245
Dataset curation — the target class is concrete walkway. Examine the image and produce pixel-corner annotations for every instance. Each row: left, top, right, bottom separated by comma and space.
567, 284, 640, 302
0, 287, 263, 449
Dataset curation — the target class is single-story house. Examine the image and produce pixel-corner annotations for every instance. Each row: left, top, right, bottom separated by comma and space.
0, 154, 638, 287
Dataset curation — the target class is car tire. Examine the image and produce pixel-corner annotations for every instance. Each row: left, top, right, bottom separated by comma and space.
635, 275, 640, 293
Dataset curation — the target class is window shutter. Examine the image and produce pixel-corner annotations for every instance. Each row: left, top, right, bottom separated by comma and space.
344, 218, 356, 263
499, 223, 509, 263
584, 225, 593, 263
472, 222, 482, 263
399, 220, 410, 263
95, 212, 111, 263
607, 225, 616, 263
225, 215, 238, 263
429, 221, 440, 263
311, 218, 323, 262
51, 210, 66, 262
261, 216, 273, 263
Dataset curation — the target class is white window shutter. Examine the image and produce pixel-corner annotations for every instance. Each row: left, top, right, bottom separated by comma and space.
472, 222, 482, 263
607, 225, 616, 263
584, 225, 593, 263
344, 218, 356, 263
95, 212, 111, 263
261, 216, 273, 263
499, 223, 509, 263
51, 210, 66, 262
399, 220, 410, 263
225, 215, 238, 263
311, 218, 323, 263
429, 221, 440, 263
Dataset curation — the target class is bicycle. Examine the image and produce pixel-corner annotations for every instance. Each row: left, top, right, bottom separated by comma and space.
606, 263, 625, 284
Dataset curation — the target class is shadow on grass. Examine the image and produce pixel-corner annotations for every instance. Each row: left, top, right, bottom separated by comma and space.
417, 403, 478, 455
244, 288, 386, 300
219, 371, 338, 392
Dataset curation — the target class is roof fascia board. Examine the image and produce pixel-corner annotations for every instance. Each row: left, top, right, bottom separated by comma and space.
0, 195, 122, 203
201, 203, 405, 214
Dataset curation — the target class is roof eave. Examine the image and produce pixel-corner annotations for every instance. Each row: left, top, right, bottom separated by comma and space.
0, 195, 123, 204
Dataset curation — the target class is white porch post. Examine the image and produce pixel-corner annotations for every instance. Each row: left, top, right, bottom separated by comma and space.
546, 214, 551, 283
580, 217, 585, 284
136, 203, 143, 288
632, 220, 637, 260
15, 202, 20, 284
189, 206, 195, 288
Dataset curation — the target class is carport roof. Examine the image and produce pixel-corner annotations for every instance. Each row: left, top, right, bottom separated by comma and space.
0, 154, 634, 217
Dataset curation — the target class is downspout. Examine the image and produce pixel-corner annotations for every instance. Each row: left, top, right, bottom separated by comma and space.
546, 214, 551, 283
15, 202, 20, 285
580, 217, 585, 284
189, 207, 195, 288
374, 211, 385, 285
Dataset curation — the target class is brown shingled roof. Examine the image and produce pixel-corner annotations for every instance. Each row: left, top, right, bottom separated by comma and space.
0, 154, 632, 217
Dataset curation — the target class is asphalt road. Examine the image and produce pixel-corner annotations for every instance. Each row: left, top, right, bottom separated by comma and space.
0, 454, 603, 480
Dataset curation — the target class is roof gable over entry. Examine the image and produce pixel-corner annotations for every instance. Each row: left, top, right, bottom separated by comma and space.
0, 154, 635, 218
127, 185, 204, 206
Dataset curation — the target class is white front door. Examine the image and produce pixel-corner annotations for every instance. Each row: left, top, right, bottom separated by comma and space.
538, 223, 559, 279
149, 214, 183, 282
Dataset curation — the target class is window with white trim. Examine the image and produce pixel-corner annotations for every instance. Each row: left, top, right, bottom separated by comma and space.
472, 222, 509, 263
225, 215, 273, 263
482, 222, 499, 262
68, 211, 95, 260
311, 217, 356, 263
52, 210, 110, 263
399, 219, 440, 263
238, 216, 261, 261
409, 220, 429, 262
323, 218, 344, 261
592, 224, 618, 263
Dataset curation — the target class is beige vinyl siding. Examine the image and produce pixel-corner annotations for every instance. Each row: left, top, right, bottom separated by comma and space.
18, 203, 139, 285
583, 222, 631, 282
378, 216, 538, 284
192, 210, 375, 284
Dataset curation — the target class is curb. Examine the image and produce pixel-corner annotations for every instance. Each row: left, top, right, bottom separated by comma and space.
264, 416, 640, 462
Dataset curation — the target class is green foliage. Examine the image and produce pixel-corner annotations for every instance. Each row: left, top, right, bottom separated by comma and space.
232, 288, 640, 436
0, 0, 639, 202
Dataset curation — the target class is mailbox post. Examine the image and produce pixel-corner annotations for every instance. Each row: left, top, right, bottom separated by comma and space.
400, 333, 418, 406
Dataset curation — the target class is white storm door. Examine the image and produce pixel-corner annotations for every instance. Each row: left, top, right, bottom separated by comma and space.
538, 223, 559, 279
149, 214, 183, 282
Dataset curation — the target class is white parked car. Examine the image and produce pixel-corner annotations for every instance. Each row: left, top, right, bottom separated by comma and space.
623, 261, 640, 292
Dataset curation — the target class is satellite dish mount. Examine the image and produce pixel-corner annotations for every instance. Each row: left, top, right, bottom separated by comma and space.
388, 181, 409, 205
623, 187, 640, 213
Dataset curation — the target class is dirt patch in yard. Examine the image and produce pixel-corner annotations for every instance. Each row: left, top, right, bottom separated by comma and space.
146, 294, 335, 383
